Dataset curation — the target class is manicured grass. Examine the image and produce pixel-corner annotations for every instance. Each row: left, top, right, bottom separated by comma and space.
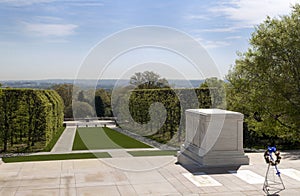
128, 150, 177, 157
2, 152, 111, 163
103, 127, 152, 148
72, 127, 152, 150
43, 126, 66, 152
72, 129, 89, 150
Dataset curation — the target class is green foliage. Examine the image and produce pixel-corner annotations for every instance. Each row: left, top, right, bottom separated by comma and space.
78, 90, 89, 103
52, 84, 77, 118
52, 84, 112, 118
0, 89, 64, 152
95, 89, 112, 117
43, 126, 65, 152
200, 77, 226, 109
52, 84, 74, 107
130, 71, 170, 89
72, 101, 95, 118
113, 88, 211, 146
95, 96, 105, 117
226, 4, 300, 146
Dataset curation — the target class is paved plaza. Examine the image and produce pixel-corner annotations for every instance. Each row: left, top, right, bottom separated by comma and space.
0, 151, 299, 195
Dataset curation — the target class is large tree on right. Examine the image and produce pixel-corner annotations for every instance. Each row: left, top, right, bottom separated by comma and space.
226, 4, 300, 145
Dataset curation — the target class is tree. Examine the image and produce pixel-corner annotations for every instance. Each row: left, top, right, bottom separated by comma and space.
0, 89, 63, 152
130, 71, 170, 89
52, 84, 79, 118
95, 96, 105, 117
200, 77, 226, 109
72, 101, 95, 118
95, 89, 112, 117
226, 4, 300, 144
52, 84, 74, 107
77, 90, 89, 103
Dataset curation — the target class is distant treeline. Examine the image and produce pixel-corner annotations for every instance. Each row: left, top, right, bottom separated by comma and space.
0, 89, 64, 152
0, 79, 205, 90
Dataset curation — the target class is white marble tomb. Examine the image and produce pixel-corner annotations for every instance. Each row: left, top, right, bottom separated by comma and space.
178, 109, 249, 166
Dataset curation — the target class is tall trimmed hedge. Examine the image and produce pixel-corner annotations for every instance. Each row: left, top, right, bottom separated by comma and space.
0, 89, 64, 152
113, 88, 211, 146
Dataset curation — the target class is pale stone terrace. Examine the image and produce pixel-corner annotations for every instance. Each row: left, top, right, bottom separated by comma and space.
0, 152, 300, 195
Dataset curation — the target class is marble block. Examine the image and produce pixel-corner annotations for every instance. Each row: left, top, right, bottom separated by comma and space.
178, 109, 249, 166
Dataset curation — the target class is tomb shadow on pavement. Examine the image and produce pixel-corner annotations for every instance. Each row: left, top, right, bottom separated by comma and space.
281, 150, 300, 160
175, 161, 242, 175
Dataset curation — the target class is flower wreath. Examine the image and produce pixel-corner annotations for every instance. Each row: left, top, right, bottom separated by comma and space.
264, 148, 281, 166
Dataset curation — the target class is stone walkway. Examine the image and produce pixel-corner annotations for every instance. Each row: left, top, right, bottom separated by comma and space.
0, 152, 299, 195
51, 127, 77, 153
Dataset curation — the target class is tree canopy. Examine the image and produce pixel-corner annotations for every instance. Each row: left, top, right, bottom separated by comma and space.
52, 84, 74, 107
0, 89, 64, 152
72, 101, 95, 118
130, 71, 169, 89
200, 77, 226, 109
226, 4, 300, 145
95, 89, 112, 117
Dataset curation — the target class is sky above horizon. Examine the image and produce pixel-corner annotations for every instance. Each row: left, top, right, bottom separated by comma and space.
0, 0, 299, 80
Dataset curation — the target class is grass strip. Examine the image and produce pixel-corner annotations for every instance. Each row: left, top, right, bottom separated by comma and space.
2, 152, 111, 163
128, 150, 177, 157
43, 126, 66, 152
72, 127, 152, 150
72, 129, 89, 150
103, 127, 152, 148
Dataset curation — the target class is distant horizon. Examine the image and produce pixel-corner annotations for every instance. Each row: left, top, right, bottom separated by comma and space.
1, 78, 207, 89
0, 78, 209, 82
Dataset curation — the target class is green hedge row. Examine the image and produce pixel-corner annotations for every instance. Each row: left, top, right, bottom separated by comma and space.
113, 88, 211, 146
0, 89, 64, 152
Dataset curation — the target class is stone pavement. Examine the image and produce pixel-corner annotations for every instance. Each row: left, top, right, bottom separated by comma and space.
51, 127, 77, 153
0, 151, 299, 195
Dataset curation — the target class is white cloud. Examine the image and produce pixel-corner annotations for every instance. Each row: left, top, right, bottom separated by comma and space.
24, 22, 78, 37
0, 0, 103, 6
225, 35, 242, 40
195, 26, 239, 33
195, 37, 230, 49
211, 0, 300, 26
185, 14, 209, 20
0, 0, 55, 6
35, 16, 63, 22
67, 1, 104, 7
204, 40, 230, 49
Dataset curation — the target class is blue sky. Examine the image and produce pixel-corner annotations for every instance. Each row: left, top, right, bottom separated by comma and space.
0, 0, 299, 80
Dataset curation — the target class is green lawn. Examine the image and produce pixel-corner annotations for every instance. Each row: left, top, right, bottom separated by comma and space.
72, 127, 152, 150
128, 150, 177, 157
2, 152, 111, 163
